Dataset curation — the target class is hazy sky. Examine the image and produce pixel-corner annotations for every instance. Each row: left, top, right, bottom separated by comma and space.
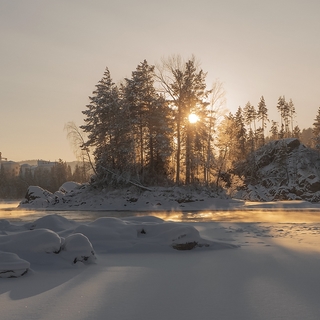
1, 0, 320, 162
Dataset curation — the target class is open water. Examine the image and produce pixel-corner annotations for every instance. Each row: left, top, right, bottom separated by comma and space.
1, 201, 320, 223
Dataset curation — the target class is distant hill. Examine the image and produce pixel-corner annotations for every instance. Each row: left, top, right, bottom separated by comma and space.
235, 138, 320, 202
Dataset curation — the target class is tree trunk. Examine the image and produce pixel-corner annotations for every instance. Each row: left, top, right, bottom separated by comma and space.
175, 110, 181, 184
185, 123, 191, 184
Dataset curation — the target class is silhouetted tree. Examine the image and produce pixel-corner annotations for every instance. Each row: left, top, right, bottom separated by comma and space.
257, 96, 268, 145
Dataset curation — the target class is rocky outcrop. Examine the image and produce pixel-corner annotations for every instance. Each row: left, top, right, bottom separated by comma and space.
235, 138, 320, 202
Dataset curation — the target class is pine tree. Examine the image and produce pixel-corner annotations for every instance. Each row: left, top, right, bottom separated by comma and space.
277, 96, 292, 137
234, 107, 247, 159
270, 120, 279, 140
156, 55, 210, 184
243, 102, 256, 150
288, 98, 296, 135
292, 125, 301, 139
256, 96, 268, 145
215, 110, 246, 184
182, 60, 210, 184
215, 114, 235, 189
312, 107, 320, 149
277, 96, 286, 131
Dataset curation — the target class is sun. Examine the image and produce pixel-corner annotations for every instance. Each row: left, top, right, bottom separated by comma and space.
188, 113, 199, 124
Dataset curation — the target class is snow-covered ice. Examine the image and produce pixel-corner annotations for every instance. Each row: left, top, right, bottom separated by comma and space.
0, 209, 320, 319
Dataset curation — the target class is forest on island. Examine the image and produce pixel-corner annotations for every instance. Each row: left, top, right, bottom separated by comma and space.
79, 56, 320, 190
2, 55, 320, 199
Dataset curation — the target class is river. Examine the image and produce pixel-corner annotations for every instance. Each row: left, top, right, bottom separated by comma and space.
1, 200, 320, 223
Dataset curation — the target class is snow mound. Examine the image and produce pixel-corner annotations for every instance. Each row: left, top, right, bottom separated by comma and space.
26, 214, 78, 232
60, 233, 96, 264
0, 251, 30, 278
0, 229, 62, 254
0, 214, 238, 278
71, 216, 238, 252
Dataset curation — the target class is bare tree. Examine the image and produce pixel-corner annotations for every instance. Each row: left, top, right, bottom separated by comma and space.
64, 121, 97, 176
204, 80, 226, 185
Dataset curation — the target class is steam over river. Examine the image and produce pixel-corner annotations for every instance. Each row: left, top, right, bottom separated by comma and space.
1, 201, 320, 223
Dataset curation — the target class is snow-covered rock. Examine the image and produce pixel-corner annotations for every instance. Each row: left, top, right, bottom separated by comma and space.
19, 183, 234, 211
0, 229, 62, 254
0, 214, 238, 278
25, 214, 78, 232
71, 216, 238, 252
0, 251, 30, 278
21, 186, 53, 207
59, 181, 81, 193
60, 233, 96, 264
235, 138, 320, 202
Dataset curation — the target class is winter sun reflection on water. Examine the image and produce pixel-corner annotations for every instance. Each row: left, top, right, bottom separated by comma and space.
1, 201, 320, 223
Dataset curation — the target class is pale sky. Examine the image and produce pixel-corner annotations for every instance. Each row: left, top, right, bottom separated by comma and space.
1, 0, 319, 162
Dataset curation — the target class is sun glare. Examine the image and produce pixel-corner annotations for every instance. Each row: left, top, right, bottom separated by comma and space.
188, 113, 199, 124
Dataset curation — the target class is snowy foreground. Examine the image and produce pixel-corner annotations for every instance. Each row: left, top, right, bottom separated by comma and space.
1, 183, 320, 319
1, 211, 320, 319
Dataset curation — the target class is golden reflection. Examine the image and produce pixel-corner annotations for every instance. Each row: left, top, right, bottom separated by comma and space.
132, 210, 320, 223
1, 201, 320, 223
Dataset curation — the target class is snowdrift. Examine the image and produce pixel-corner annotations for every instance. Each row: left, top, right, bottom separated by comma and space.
0, 214, 237, 277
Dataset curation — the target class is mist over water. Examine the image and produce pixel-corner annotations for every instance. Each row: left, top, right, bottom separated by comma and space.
1, 201, 320, 223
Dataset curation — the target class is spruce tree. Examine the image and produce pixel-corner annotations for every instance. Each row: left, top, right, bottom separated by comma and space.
123, 60, 172, 183
81, 67, 133, 183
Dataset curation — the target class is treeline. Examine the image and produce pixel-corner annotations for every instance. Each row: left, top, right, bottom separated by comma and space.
0, 160, 89, 199
80, 55, 320, 190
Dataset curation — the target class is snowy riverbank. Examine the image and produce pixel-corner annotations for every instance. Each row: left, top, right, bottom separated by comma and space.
18, 182, 320, 212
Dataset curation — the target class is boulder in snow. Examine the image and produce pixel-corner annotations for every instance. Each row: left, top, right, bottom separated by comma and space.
0, 229, 62, 254
61, 233, 96, 264
59, 181, 81, 194
25, 214, 78, 232
0, 251, 30, 278
20, 186, 52, 207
